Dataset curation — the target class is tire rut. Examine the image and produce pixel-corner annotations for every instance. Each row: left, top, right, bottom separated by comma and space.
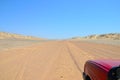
66, 44, 83, 74
15, 49, 35, 80
73, 42, 120, 59
65, 41, 95, 73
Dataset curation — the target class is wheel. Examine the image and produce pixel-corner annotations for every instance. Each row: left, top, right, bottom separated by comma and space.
83, 72, 91, 80
85, 76, 91, 80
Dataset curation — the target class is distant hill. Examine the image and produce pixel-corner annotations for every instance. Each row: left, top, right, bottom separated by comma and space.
0, 32, 44, 40
72, 33, 120, 40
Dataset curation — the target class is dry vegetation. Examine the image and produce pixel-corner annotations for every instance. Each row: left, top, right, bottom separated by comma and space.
72, 33, 120, 40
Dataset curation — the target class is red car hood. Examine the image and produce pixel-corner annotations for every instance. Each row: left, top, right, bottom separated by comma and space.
91, 60, 120, 70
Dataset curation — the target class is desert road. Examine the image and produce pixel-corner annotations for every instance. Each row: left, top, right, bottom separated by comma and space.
0, 41, 120, 80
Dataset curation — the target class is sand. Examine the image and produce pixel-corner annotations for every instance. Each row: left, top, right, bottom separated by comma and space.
0, 40, 120, 80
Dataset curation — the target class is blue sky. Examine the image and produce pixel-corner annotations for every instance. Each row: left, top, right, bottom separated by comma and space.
0, 0, 120, 39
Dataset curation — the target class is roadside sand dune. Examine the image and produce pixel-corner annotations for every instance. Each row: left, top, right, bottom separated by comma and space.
0, 40, 120, 80
72, 33, 120, 40
85, 33, 120, 40
0, 32, 43, 40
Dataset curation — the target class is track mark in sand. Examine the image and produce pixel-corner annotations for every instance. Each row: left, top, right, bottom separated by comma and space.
15, 60, 26, 80
66, 44, 83, 74
15, 53, 30, 80
65, 41, 96, 73
69, 42, 96, 59
72, 41, 120, 59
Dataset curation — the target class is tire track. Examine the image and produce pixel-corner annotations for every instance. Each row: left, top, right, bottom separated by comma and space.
66, 44, 83, 74
15, 52, 30, 80
65, 41, 96, 73
2, 40, 119, 80
72, 41, 120, 59
72, 44, 110, 59
14, 47, 38, 80
69, 42, 95, 59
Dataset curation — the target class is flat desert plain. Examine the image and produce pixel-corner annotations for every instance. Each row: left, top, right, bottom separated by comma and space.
0, 39, 120, 80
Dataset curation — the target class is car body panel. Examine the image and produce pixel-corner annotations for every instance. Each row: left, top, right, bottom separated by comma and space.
84, 60, 120, 80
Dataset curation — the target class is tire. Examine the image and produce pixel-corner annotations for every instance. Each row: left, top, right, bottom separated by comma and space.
85, 76, 91, 80
83, 72, 91, 80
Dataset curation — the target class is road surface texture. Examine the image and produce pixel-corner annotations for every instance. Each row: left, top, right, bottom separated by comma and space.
0, 41, 120, 80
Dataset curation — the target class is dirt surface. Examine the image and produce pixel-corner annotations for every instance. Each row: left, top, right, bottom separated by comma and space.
0, 39, 45, 51
0, 40, 120, 80
75, 39, 120, 46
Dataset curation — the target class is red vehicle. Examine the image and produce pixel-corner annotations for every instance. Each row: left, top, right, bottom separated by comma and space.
83, 60, 120, 80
